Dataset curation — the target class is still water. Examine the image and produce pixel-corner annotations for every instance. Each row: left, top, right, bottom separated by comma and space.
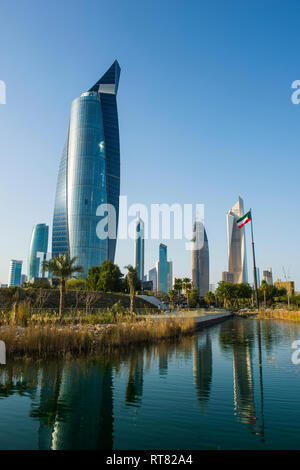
1, 318, 300, 450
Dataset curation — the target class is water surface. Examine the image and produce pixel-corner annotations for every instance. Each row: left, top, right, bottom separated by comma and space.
1, 318, 300, 450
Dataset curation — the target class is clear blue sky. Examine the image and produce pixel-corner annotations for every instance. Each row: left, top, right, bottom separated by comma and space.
0, 0, 299, 288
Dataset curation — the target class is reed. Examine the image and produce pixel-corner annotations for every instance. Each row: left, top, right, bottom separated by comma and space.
0, 316, 196, 357
258, 309, 300, 322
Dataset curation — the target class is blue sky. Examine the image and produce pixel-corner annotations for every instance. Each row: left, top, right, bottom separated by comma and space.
0, 0, 299, 287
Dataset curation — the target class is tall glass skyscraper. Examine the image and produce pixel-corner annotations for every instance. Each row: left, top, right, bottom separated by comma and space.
8, 260, 23, 287
226, 197, 248, 284
52, 61, 121, 277
158, 243, 168, 293
28, 224, 49, 280
191, 220, 209, 297
134, 216, 144, 281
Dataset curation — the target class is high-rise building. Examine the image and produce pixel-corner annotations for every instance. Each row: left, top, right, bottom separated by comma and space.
52, 61, 121, 277
28, 224, 49, 281
157, 243, 168, 293
191, 220, 209, 297
134, 216, 144, 281
8, 260, 23, 287
148, 267, 158, 292
222, 271, 234, 283
226, 197, 248, 284
21, 274, 28, 285
167, 261, 173, 293
263, 267, 273, 285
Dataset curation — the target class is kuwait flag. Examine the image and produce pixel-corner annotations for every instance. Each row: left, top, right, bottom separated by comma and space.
236, 210, 251, 228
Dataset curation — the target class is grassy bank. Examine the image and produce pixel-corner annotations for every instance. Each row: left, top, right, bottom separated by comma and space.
258, 309, 300, 322
0, 316, 196, 357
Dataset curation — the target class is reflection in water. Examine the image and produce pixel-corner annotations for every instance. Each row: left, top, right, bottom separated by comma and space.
193, 331, 212, 409
31, 360, 114, 450
1, 319, 299, 449
126, 350, 144, 406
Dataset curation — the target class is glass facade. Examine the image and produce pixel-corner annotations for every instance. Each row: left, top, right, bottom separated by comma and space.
134, 217, 145, 281
158, 244, 168, 293
8, 260, 22, 287
28, 224, 49, 280
52, 61, 121, 277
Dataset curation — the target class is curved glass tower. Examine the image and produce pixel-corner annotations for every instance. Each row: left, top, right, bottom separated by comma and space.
191, 220, 209, 297
28, 224, 49, 280
52, 61, 121, 277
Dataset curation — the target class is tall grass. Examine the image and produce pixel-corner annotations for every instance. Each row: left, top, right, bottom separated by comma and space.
258, 309, 300, 322
0, 316, 196, 357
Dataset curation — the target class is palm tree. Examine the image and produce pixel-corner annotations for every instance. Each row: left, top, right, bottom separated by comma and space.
173, 278, 183, 296
168, 290, 177, 309
124, 265, 138, 315
43, 255, 83, 316
182, 277, 192, 309
204, 291, 216, 308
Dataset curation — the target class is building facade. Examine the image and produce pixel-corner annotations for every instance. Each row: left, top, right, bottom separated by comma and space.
222, 271, 234, 283
157, 244, 168, 293
191, 220, 209, 297
52, 61, 121, 277
274, 280, 295, 296
28, 224, 49, 281
148, 267, 158, 292
8, 260, 23, 287
263, 267, 273, 285
134, 217, 145, 281
167, 261, 173, 293
226, 197, 248, 284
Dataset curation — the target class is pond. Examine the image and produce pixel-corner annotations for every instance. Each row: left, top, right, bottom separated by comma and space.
0, 318, 300, 450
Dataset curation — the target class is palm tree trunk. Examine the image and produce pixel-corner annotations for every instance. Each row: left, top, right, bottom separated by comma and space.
130, 286, 135, 315
59, 279, 65, 316
264, 291, 266, 309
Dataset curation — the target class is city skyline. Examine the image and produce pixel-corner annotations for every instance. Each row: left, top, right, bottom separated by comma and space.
1, 1, 299, 287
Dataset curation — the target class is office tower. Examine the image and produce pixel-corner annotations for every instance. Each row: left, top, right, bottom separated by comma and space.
222, 271, 234, 283
8, 260, 23, 287
191, 220, 209, 297
134, 216, 144, 281
52, 61, 121, 277
28, 224, 49, 280
226, 197, 248, 284
148, 267, 158, 292
157, 243, 168, 293
21, 274, 27, 285
263, 267, 273, 285
167, 261, 173, 293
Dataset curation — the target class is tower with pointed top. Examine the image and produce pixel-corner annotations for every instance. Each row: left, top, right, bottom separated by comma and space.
134, 216, 145, 281
226, 197, 248, 284
52, 61, 121, 277
191, 220, 209, 297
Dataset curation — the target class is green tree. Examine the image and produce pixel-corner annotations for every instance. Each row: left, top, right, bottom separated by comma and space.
260, 280, 268, 308
124, 265, 138, 315
43, 255, 83, 316
66, 279, 87, 291
216, 281, 235, 309
182, 277, 192, 309
173, 278, 183, 296
168, 289, 177, 308
204, 291, 216, 307
86, 260, 123, 292
188, 288, 199, 308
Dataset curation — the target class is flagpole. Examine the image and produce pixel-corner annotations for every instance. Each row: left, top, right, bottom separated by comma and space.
250, 209, 259, 309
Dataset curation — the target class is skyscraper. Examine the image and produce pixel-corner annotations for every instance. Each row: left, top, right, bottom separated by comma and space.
52, 61, 121, 277
226, 197, 248, 284
157, 243, 168, 293
191, 220, 209, 297
28, 224, 49, 280
263, 267, 273, 285
148, 267, 158, 292
8, 260, 22, 287
134, 216, 144, 281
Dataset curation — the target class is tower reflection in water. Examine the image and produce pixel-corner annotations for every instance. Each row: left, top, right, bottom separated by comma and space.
31, 360, 113, 450
193, 331, 212, 410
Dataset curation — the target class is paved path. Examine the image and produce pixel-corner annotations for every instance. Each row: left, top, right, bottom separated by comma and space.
194, 312, 233, 330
